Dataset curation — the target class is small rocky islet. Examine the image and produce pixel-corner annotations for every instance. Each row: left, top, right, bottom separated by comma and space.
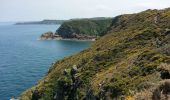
19, 8, 170, 100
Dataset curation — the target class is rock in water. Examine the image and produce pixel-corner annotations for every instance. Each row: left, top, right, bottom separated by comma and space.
40, 31, 54, 40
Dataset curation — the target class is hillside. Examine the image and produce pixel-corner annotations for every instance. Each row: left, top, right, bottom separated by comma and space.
39, 18, 112, 40
15, 20, 66, 25
19, 8, 170, 100
55, 18, 113, 38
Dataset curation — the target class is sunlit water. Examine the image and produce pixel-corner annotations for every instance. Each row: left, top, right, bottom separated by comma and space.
0, 23, 92, 100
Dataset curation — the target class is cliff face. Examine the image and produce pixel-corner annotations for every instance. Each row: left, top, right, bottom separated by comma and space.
19, 8, 170, 100
56, 18, 112, 38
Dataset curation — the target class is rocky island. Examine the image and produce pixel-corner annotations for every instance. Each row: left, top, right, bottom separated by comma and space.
20, 8, 170, 100
40, 17, 112, 41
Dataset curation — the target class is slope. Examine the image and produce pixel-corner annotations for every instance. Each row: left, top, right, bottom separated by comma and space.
19, 8, 170, 100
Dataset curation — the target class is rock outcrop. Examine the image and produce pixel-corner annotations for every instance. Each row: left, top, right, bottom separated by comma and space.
40, 31, 54, 40
40, 31, 61, 40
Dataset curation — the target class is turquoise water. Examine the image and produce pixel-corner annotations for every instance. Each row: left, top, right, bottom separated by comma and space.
0, 23, 92, 100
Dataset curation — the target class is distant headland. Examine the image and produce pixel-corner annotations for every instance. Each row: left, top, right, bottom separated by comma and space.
15, 19, 66, 25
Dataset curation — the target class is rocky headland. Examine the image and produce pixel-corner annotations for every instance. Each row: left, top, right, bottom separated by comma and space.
40, 17, 112, 41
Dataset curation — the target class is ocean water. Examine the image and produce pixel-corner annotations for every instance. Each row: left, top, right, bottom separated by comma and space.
0, 23, 92, 100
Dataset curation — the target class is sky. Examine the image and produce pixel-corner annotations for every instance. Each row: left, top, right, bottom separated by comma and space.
1, 0, 170, 22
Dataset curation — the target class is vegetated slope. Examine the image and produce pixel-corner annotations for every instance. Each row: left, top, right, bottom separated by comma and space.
19, 8, 170, 100
56, 18, 113, 38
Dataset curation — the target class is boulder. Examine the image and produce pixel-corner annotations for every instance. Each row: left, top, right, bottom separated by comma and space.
32, 89, 41, 100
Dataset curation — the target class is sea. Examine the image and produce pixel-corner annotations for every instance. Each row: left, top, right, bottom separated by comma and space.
0, 23, 92, 100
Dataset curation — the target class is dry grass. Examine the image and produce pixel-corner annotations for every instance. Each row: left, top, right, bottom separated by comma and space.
158, 63, 170, 71
133, 79, 170, 100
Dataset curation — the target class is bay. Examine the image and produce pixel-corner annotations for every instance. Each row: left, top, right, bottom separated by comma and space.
0, 24, 91, 100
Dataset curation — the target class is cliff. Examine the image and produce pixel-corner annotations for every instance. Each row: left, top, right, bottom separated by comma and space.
55, 18, 113, 38
19, 8, 170, 100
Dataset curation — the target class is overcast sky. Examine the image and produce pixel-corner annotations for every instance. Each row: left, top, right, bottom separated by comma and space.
1, 0, 170, 22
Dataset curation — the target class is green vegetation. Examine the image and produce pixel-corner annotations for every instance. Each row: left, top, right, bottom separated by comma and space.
56, 18, 113, 38
19, 8, 170, 100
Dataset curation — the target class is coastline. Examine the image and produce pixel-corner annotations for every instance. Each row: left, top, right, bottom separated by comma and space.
40, 31, 97, 41
38, 37, 96, 41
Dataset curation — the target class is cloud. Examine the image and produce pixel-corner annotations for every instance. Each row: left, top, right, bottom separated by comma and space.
136, 0, 170, 9
1, 0, 170, 21
95, 5, 112, 11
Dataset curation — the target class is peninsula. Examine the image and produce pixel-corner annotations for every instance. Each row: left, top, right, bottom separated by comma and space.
40, 17, 112, 40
